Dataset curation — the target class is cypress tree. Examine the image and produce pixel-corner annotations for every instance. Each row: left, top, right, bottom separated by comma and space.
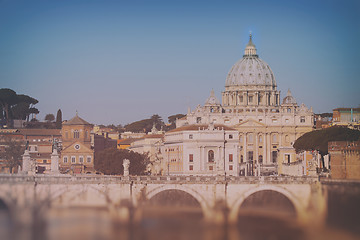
55, 109, 62, 129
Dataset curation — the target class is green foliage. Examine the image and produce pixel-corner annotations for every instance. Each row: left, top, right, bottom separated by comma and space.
45, 114, 55, 122
0, 136, 25, 173
124, 114, 165, 133
94, 148, 149, 175
167, 113, 185, 130
56, 109, 62, 129
294, 127, 360, 156
0, 88, 39, 127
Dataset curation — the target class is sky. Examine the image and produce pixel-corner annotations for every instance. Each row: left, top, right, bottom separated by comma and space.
0, 0, 359, 125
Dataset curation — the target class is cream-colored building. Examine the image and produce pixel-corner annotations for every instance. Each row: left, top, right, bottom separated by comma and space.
60, 114, 94, 174
176, 34, 314, 176
162, 123, 239, 176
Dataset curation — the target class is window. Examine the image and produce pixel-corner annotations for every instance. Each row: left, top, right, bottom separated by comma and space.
259, 135, 263, 143
272, 119, 278, 123
79, 156, 84, 163
34, 146, 38, 151
63, 156, 68, 163
208, 150, 214, 162
229, 154, 233, 162
229, 165, 233, 171
285, 135, 290, 143
285, 119, 289, 123
248, 151, 253, 161
239, 119, 243, 123
209, 166, 213, 171
300, 116, 305, 123
259, 155, 263, 163
272, 134, 278, 143
249, 96, 253, 103
229, 134, 233, 139
74, 130, 80, 139
287, 108, 291, 113
240, 155, 243, 163
259, 119, 263, 122
248, 134, 253, 143
285, 154, 291, 164
43, 160, 47, 163
189, 165, 193, 171
272, 151, 277, 163
189, 154, 193, 162
87, 156, 92, 163
71, 156, 76, 163
196, 117, 202, 123
189, 134, 193, 139
240, 96, 243, 102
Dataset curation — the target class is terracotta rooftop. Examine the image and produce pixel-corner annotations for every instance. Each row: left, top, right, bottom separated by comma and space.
167, 124, 236, 133
63, 114, 92, 125
18, 129, 61, 136
117, 138, 138, 145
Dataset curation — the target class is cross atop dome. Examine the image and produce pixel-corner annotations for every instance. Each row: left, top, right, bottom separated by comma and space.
244, 33, 257, 57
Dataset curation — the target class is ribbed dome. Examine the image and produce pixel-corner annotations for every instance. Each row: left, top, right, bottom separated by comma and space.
225, 34, 276, 88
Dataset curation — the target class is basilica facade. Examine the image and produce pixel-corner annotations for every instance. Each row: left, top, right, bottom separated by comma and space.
175, 35, 314, 176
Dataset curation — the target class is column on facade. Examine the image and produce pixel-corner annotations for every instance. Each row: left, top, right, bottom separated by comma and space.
243, 133, 247, 176
267, 133, 271, 164
255, 92, 259, 106
263, 132, 267, 164
255, 132, 258, 176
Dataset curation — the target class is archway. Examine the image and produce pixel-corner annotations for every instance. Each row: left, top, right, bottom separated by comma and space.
237, 190, 303, 239
139, 189, 204, 240
0, 198, 12, 239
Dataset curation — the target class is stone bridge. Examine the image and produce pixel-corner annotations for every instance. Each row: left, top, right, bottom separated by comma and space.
0, 175, 326, 232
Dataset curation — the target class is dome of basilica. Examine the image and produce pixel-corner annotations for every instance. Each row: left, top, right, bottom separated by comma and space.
225, 34, 276, 88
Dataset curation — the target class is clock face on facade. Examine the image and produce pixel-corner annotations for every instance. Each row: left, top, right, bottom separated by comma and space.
74, 144, 80, 150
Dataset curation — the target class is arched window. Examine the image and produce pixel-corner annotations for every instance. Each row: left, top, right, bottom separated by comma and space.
74, 130, 80, 139
248, 133, 253, 143
208, 150, 214, 162
272, 134, 277, 143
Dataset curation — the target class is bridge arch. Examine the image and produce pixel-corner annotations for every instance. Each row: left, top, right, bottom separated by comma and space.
144, 185, 211, 219
229, 185, 303, 223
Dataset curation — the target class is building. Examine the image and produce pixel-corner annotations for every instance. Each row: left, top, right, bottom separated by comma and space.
60, 113, 94, 174
0, 129, 61, 173
332, 108, 360, 129
328, 141, 360, 180
162, 123, 239, 176
129, 134, 164, 174
176, 34, 314, 176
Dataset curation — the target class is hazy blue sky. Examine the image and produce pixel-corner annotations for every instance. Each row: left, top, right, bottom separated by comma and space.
1, 0, 359, 125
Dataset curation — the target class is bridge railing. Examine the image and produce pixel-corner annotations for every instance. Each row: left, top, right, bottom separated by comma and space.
0, 174, 319, 184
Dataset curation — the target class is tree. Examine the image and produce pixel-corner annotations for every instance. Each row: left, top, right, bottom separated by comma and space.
0, 136, 25, 173
0, 89, 39, 127
293, 127, 360, 169
94, 148, 149, 175
0, 88, 18, 127
56, 109, 62, 129
167, 113, 186, 130
45, 114, 55, 122
124, 114, 165, 133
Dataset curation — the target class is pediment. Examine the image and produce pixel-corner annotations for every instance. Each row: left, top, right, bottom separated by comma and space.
62, 141, 93, 153
233, 118, 266, 128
